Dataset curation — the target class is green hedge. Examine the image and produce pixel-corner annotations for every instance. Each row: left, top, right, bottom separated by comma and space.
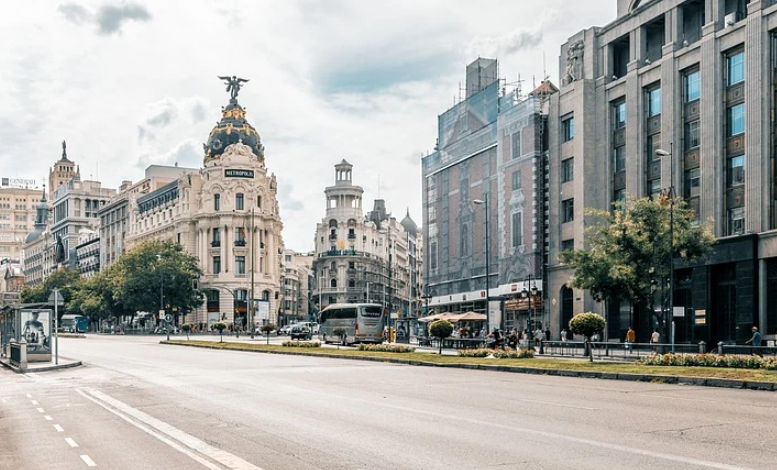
282, 341, 321, 348
356, 344, 415, 353
641, 353, 777, 370
457, 348, 534, 359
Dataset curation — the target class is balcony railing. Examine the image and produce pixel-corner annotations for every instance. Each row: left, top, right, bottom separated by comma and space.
211, 240, 221, 247
234, 240, 246, 247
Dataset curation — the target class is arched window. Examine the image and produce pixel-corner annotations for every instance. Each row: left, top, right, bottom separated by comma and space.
330, 278, 338, 288
329, 219, 338, 228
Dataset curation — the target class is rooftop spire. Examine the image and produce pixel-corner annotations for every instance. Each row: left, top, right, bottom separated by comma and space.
60, 140, 71, 162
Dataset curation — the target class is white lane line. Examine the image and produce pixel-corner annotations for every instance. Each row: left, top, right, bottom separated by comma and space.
44, 415, 53, 421
65, 437, 79, 448
37, 407, 45, 413
31, 400, 38, 405
77, 388, 263, 470
26, 394, 32, 398
53, 424, 64, 432
79, 455, 96, 467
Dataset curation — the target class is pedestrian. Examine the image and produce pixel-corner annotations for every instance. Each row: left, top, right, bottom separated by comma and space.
545, 328, 551, 341
650, 329, 660, 353
745, 326, 762, 356
626, 326, 636, 353
560, 328, 567, 343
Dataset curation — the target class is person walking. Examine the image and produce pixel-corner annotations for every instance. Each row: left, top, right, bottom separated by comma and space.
626, 326, 636, 353
745, 326, 762, 356
650, 330, 660, 353
560, 328, 567, 343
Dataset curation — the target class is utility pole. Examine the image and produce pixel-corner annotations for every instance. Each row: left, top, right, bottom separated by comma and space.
250, 207, 255, 338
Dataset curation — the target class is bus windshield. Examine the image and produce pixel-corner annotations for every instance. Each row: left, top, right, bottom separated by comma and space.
362, 306, 383, 318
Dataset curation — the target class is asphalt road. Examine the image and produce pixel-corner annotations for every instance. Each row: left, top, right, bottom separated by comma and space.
1, 335, 775, 470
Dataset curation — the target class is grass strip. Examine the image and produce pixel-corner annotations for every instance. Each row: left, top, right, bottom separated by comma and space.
164, 340, 777, 384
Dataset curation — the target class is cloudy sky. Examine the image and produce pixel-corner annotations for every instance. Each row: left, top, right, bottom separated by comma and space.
0, 0, 615, 252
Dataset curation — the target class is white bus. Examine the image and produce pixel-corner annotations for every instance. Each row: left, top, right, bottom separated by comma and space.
319, 303, 386, 345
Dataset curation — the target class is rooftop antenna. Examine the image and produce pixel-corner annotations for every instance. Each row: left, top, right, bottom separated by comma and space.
543, 52, 547, 82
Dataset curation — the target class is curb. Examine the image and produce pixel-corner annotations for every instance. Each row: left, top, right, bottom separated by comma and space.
0, 359, 83, 374
160, 341, 776, 392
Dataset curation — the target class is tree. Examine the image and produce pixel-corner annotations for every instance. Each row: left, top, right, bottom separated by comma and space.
260, 323, 276, 345
559, 196, 715, 339
213, 322, 226, 342
429, 320, 454, 355
333, 327, 347, 348
21, 268, 82, 308
111, 241, 203, 323
569, 313, 606, 361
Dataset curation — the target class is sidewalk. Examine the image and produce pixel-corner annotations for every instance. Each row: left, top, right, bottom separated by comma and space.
0, 356, 82, 373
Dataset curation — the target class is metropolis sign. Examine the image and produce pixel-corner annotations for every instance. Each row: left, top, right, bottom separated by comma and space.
224, 169, 254, 179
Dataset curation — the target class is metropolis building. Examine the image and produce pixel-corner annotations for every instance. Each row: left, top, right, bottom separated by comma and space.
125, 91, 285, 327
547, 0, 777, 344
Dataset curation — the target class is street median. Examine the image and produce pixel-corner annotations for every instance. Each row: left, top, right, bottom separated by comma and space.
161, 340, 777, 391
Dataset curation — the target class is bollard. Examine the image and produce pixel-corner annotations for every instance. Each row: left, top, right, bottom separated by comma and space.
717, 341, 724, 355
698, 341, 706, 354
539, 339, 544, 355
18, 338, 28, 372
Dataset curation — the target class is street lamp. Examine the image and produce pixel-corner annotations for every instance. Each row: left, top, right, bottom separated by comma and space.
472, 197, 492, 334
656, 145, 674, 343
520, 276, 539, 335
155, 254, 169, 341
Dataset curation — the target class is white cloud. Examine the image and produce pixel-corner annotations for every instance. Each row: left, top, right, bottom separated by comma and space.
0, 0, 616, 251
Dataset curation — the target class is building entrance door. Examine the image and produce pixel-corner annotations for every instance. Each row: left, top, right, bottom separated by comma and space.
714, 283, 737, 344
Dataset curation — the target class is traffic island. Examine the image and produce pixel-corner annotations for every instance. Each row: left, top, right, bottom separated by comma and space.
161, 340, 777, 391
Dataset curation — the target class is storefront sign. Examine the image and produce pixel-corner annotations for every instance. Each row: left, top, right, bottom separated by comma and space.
224, 169, 254, 179
694, 310, 706, 325
1, 177, 37, 188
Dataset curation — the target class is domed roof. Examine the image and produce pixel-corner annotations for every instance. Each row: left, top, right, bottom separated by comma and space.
25, 188, 49, 245
203, 99, 265, 163
400, 208, 418, 236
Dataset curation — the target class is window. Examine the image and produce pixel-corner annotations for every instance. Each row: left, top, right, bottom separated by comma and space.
511, 171, 522, 190
614, 101, 626, 129
562, 158, 574, 183
511, 212, 523, 248
647, 87, 662, 117
212, 228, 221, 245
649, 179, 662, 198
235, 227, 246, 245
257, 195, 262, 209
214, 194, 220, 211
684, 70, 701, 102
511, 132, 521, 159
613, 189, 626, 204
561, 239, 574, 252
235, 193, 244, 210
728, 104, 745, 136
213, 256, 221, 274
646, 134, 661, 163
562, 117, 575, 142
235, 256, 246, 274
613, 146, 626, 172
562, 199, 574, 223
430, 241, 438, 270
348, 261, 355, 269
727, 156, 745, 187
684, 121, 700, 150
330, 278, 337, 288
348, 278, 355, 288
684, 168, 701, 198
728, 208, 745, 235
727, 51, 745, 86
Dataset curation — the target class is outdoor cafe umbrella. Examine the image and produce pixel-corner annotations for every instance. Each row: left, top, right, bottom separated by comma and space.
418, 312, 455, 322
446, 312, 487, 323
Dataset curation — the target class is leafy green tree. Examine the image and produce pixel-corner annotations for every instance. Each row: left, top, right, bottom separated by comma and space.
112, 241, 203, 322
429, 320, 454, 354
559, 196, 715, 338
213, 322, 227, 342
569, 313, 606, 361
21, 268, 82, 307
332, 326, 347, 348
181, 324, 191, 340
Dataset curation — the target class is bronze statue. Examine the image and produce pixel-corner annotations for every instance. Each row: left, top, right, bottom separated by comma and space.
218, 75, 249, 100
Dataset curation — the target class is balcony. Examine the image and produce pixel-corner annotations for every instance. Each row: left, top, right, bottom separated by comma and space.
211, 241, 221, 247
234, 240, 246, 247
329, 234, 338, 241
347, 233, 356, 240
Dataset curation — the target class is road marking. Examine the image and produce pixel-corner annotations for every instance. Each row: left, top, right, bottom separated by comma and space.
80, 455, 96, 467
44, 415, 53, 421
77, 388, 264, 470
66, 437, 79, 448
26, 394, 31, 398
31, 400, 38, 405
36, 407, 45, 413
53, 424, 64, 432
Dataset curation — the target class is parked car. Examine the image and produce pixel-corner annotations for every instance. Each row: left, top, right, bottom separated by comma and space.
289, 325, 312, 340
298, 321, 320, 334
279, 324, 294, 336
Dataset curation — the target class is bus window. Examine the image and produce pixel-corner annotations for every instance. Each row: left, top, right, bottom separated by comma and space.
334, 308, 357, 319
362, 306, 382, 317
319, 311, 329, 323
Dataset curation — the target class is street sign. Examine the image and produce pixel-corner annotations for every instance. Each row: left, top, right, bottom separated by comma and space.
165, 314, 172, 323
48, 290, 65, 306
159, 309, 165, 316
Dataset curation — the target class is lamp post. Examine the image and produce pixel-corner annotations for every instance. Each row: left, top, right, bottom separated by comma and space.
520, 276, 539, 336
472, 196, 492, 334
656, 145, 674, 343
155, 254, 167, 341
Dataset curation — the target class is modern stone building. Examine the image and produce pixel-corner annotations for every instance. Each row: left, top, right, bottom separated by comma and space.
98, 165, 197, 270
547, 0, 777, 344
75, 228, 99, 279
125, 92, 285, 328
311, 161, 419, 316
422, 58, 552, 331
0, 183, 42, 264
